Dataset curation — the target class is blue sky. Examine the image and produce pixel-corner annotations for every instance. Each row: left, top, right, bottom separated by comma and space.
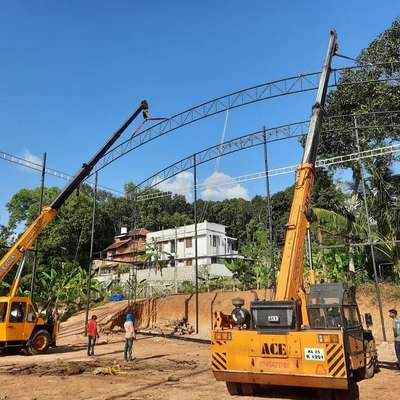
0, 1, 398, 225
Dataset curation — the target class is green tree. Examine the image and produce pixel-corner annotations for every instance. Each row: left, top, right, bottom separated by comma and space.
33, 260, 100, 319
225, 221, 277, 289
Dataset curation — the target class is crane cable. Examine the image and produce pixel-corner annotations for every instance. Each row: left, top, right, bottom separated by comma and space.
199, 108, 230, 221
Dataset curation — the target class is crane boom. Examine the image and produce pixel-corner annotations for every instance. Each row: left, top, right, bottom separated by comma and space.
0, 100, 148, 284
275, 31, 337, 301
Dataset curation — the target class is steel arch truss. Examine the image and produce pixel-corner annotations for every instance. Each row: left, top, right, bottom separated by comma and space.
134, 110, 400, 194
95, 62, 400, 172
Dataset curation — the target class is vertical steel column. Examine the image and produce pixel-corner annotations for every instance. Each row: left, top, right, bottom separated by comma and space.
31, 152, 47, 299
174, 226, 178, 294
84, 171, 98, 336
262, 129, 275, 294
132, 187, 139, 230
353, 115, 387, 341
128, 265, 132, 308
193, 154, 199, 334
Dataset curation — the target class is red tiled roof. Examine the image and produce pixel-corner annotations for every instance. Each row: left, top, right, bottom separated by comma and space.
128, 228, 149, 236
105, 238, 131, 251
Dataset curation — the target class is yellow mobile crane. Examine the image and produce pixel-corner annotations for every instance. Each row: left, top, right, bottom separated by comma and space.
211, 32, 378, 400
0, 100, 148, 355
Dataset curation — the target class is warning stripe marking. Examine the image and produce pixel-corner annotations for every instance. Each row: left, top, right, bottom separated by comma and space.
212, 352, 227, 370
326, 344, 346, 377
215, 352, 226, 364
212, 361, 220, 370
331, 360, 346, 377
327, 344, 336, 357
212, 356, 226, 370
328, 347, 341, 364
329, 348, 343, 368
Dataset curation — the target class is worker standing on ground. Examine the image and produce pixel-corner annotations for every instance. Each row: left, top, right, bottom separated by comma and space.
124, 313, 135, 362
87, 315, 99, 356
389, 309, 400, 368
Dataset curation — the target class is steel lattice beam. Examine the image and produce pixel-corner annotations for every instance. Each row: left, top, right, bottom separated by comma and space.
0, 150, 123, 195
137, 121, 310, 190
95, 62, 400, 172
136, 143, 400, 202
134, 110, 400, 193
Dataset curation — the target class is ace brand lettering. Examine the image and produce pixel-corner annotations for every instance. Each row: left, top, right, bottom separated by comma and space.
262, 343, 287, 356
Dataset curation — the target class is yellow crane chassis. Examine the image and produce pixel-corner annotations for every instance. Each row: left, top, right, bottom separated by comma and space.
212, 329, 354, 390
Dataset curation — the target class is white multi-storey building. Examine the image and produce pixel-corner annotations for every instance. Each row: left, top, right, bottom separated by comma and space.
147, 221, 238, 271
95, 221, 239, 293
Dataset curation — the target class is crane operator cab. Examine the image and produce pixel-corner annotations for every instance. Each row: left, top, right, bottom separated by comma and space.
0, 296, 59, 355
308, 283, 357, 330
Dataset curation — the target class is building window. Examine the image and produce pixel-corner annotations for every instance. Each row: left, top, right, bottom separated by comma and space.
185, 259, 192, 266
186, 237, 192, 248
228, 239, 237, 251
211, 257, 217, 264
170, 240, 176, 253
212, 235, 220, 247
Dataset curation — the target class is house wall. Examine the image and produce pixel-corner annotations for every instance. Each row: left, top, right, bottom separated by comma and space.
96, 263, 233, 291
146, 221, 238, 267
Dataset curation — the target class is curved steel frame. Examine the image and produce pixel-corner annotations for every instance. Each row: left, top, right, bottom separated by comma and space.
133, 110, 400, 194
135, 142, 400, 202
95, 61, 400, 172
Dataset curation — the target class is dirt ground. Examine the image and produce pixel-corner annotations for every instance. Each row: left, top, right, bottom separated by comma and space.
0, 332, 399, 400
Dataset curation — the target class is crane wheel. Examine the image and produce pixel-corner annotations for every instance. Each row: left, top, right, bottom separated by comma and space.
333, 381, 359, 400
316, 388, 334, 400
241, 383, 258, 396
27, 330, 51, 355
226, 382, 241, 395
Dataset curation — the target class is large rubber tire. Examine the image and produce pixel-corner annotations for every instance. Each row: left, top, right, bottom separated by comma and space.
226, 382, 241, 395
27, 330, 51, 355
241, 383, 258, 396
316, 388, 334, 400
334, 381, 359, 400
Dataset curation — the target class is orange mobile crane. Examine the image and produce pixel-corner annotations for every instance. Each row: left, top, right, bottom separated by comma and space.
211, 32, 378, 400
0, 100, 148, 355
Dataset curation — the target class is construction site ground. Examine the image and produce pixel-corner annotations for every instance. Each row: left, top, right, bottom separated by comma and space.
1, 288, 400, 400
0, 333, 398, 400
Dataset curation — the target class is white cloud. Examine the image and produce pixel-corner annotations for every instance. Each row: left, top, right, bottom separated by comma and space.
152, 171, 194, 200
152, 171, 249, 202
18, 150, 43, 173
201, 172, 249, 201
23, 150, 42, 166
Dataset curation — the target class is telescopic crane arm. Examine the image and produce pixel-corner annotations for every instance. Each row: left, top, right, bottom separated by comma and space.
275, 31, 337, 302
0, 100, 148, 286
